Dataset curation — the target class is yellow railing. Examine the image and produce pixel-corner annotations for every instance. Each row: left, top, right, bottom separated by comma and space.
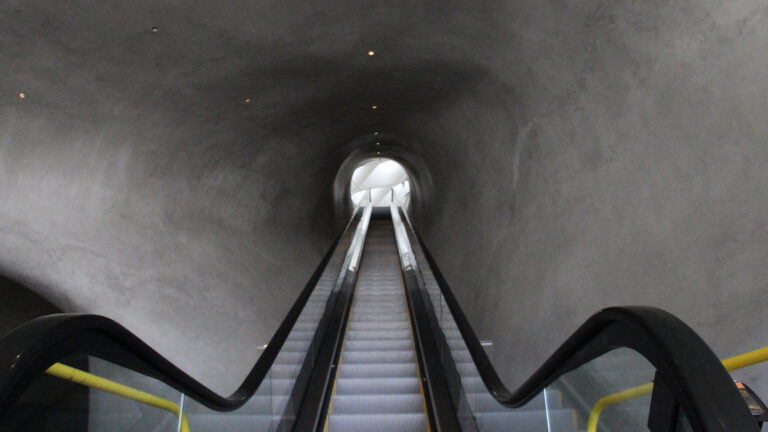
46, 363, 190, 432
587, 346, 768, 432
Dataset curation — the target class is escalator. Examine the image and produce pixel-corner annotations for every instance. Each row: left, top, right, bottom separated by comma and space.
324, 218, 427, 431
0, 204, 764, 432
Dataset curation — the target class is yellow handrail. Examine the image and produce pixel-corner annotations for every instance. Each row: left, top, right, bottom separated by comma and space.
46, 363, 190, 432
587, 346, 768, 432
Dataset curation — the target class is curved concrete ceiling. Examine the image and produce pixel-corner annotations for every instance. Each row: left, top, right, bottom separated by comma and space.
3, 0, 768, 396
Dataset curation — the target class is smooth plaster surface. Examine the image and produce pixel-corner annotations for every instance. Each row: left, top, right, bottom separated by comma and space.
1, 0, 767, 398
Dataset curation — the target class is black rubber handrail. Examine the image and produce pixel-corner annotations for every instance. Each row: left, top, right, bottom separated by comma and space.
0, 209, 362, 419
400, 214, 758, 431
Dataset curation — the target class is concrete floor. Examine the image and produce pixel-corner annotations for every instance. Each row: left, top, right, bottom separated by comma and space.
1, 0, 767, 398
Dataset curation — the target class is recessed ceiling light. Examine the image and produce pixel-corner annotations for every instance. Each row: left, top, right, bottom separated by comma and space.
373, 131, 379, 135
244, 98, 251, 103
376, 142, 381, 146
18, 92, 25, 99
376, 152, 381, 155
151, 26, 158, 32
368, 50, 375, 56
371, 105, 378, 110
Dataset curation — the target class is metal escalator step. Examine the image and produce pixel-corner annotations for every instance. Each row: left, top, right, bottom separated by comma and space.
339, 363, 418, 378
352, 306, 407, 313
331, 394, 425, 414
346, 329, 413, 340
342, 350, 415, 364
349, 321, 410, 330
344, 339, 413, 351
328, 413, 427, 432
334, 377, 422, 395
355, 292, 404, 297
354, 298, 404, 303
350, 313, 409, 321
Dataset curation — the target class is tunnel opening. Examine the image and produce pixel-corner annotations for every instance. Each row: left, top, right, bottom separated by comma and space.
349, 158, 411, 209
332, 135, 432, 229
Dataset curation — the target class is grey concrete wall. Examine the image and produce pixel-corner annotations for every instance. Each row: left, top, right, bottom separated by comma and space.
0, 98, 335, 394
0, 1, 346, 393
417, 0, 768, 398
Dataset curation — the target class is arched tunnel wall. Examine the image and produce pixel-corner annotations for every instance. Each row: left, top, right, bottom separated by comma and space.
2, 0, 768, 397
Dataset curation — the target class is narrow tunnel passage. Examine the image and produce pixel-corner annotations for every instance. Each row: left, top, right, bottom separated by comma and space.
349, 158, 411, 209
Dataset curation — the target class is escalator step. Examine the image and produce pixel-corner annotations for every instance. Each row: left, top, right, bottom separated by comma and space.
334, 377, 422, 395
327, 413, 426, 432
349, 321, 410, 330
339, 363, 418, 378
350, 313, 409, 321
342, 350, 415, 364
346, 329, 413, 340
331, 394, 425, 414
344, 339, 413, 351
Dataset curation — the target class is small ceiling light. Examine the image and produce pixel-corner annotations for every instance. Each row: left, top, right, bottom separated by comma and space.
368, 50, 375, 56
244, 98, 251, 103
151, 26, 158, 32
376, 151, 381, 155
18, 92, 26, 99
376, 142, 381, 146
373, 131, 379, 135
371, 105, 378, 110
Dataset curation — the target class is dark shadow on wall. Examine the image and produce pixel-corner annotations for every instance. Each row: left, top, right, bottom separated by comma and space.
0, 275, 61, 337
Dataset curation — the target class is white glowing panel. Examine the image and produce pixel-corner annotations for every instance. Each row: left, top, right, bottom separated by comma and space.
350, 158, 410, 207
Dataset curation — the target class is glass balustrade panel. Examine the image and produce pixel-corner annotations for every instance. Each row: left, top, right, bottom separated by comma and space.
1, 354, 183, 432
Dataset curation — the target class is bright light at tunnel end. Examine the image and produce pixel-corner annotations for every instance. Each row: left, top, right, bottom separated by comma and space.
350, 158, 411, 208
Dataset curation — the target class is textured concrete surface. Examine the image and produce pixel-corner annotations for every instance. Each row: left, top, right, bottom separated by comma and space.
2, 0, 768, 400
416, 0, 768, 398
